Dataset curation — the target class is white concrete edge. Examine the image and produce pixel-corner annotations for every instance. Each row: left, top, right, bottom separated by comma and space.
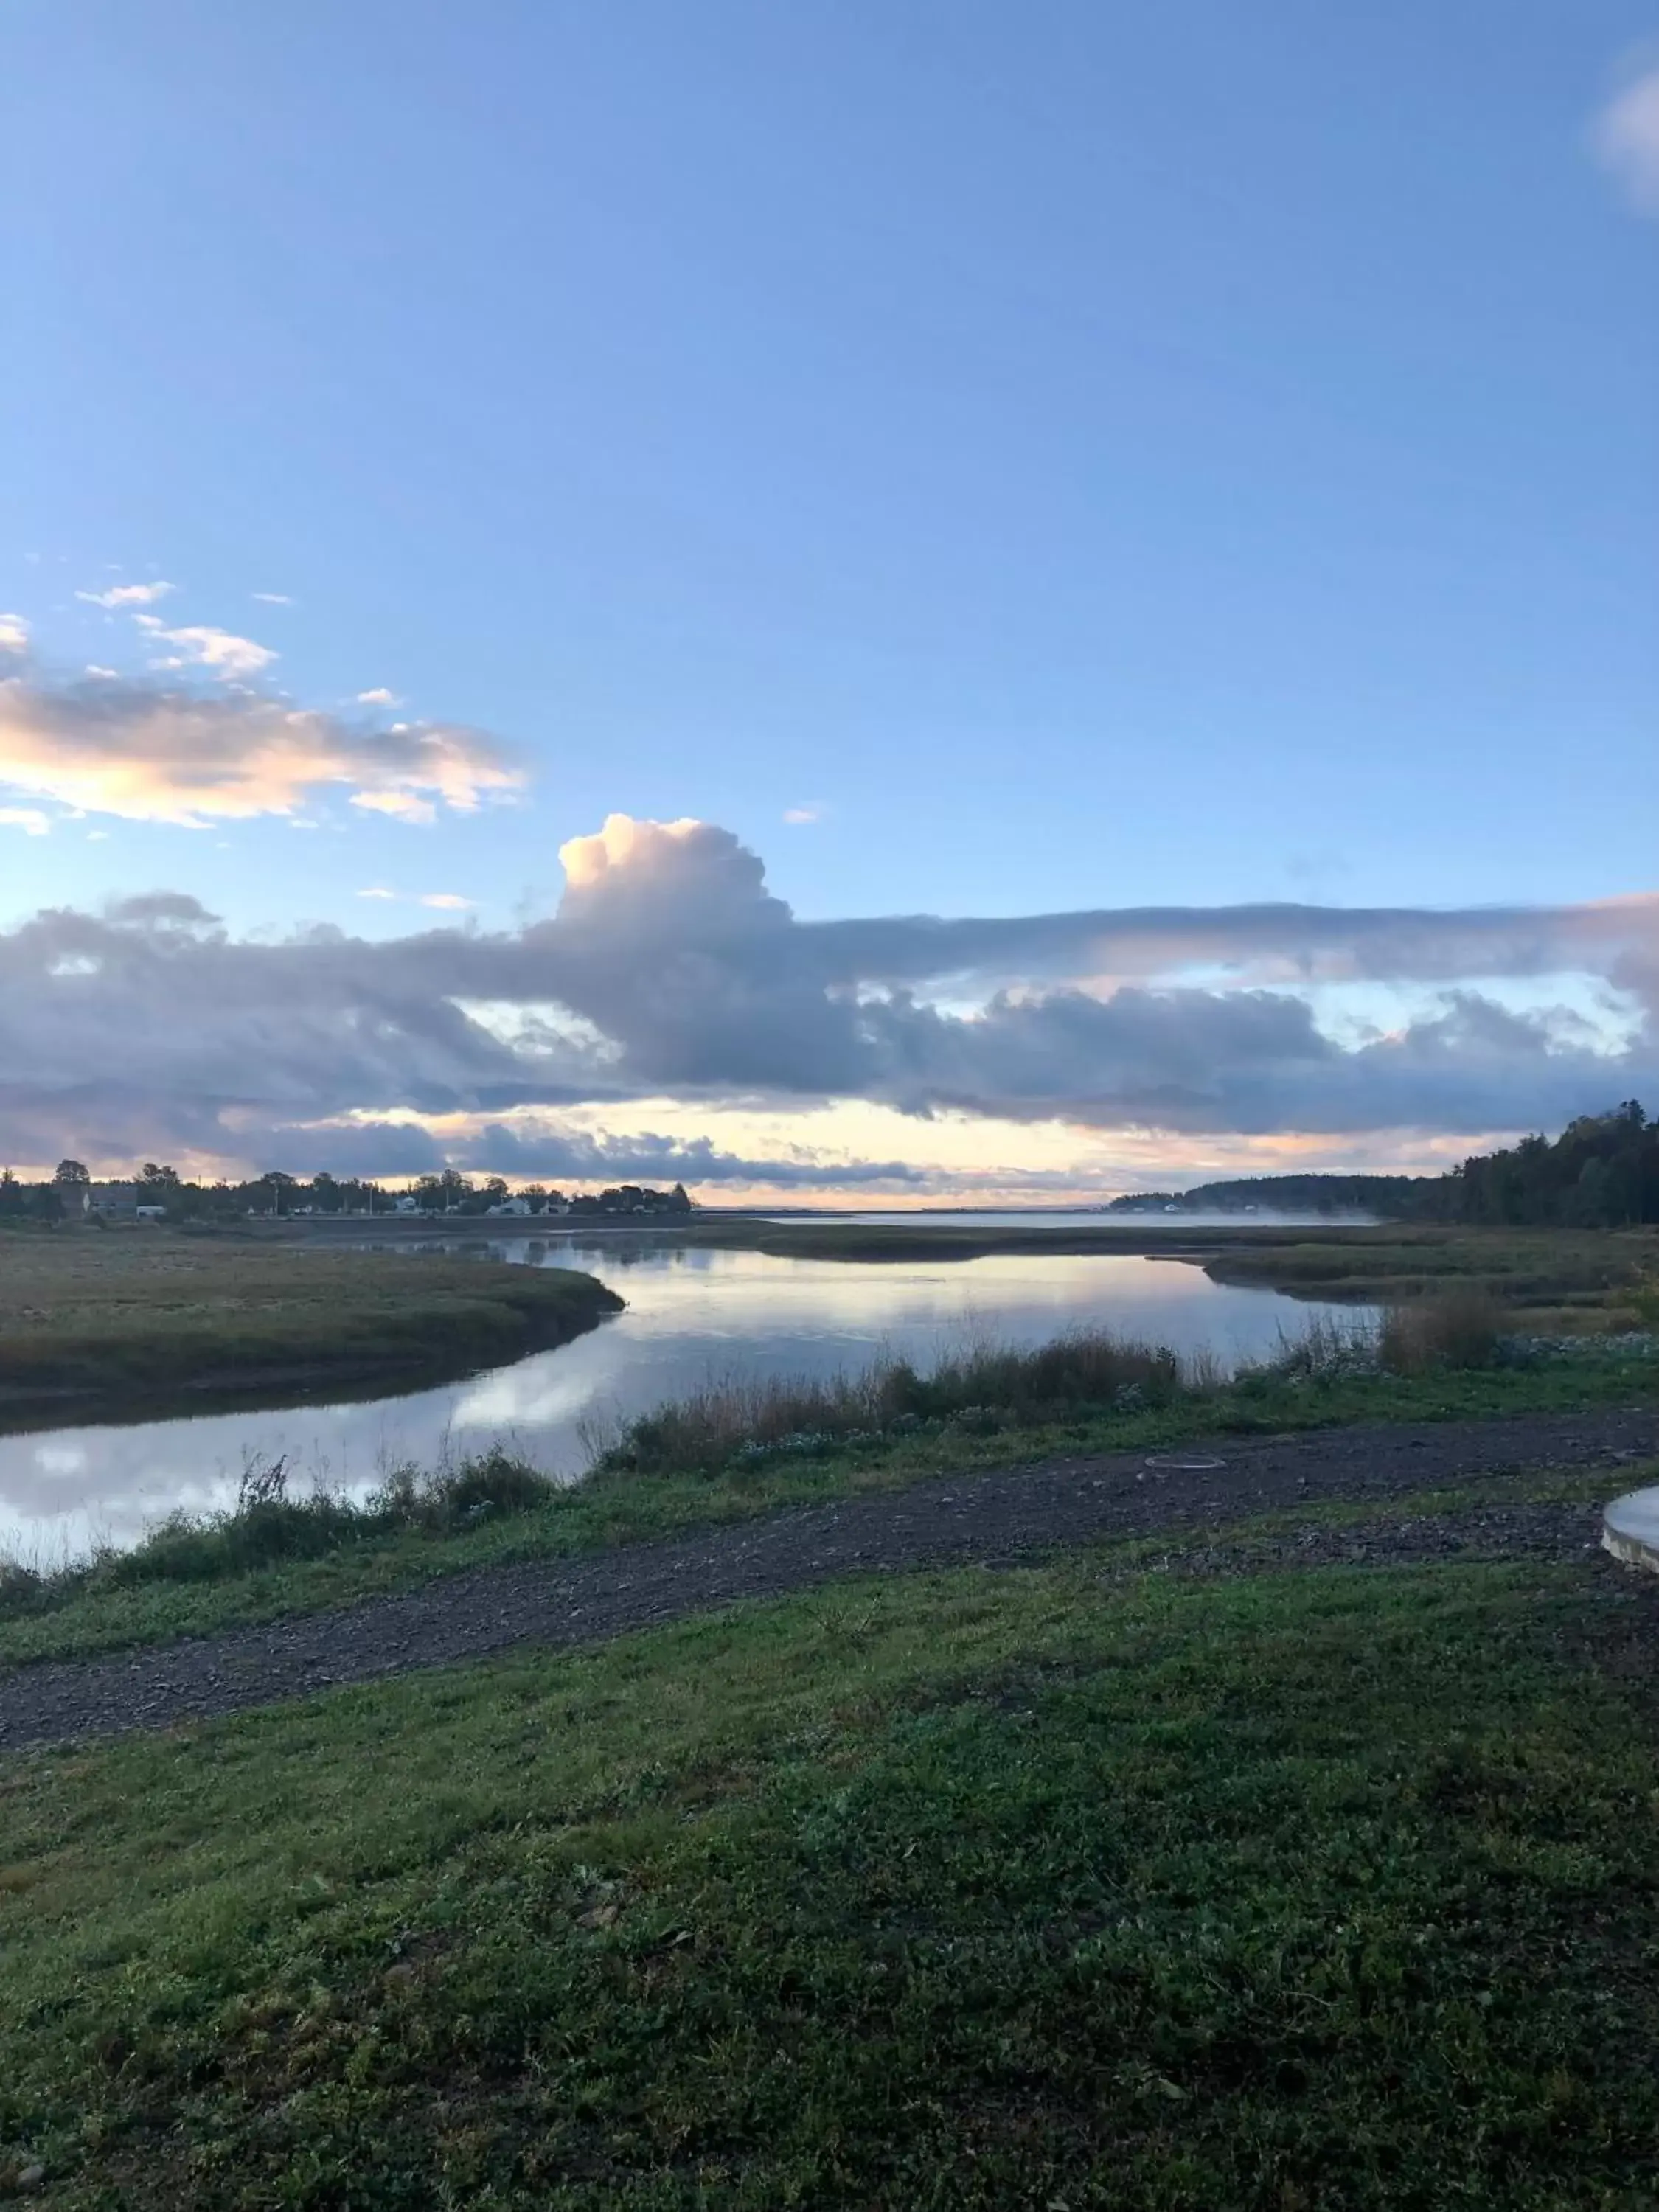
1601, 1486, 1659, 1576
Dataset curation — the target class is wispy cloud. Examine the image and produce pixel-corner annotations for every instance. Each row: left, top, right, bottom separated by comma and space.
75, 580, 176, 611
0, 806, 49, 835
355, 886, 473, 911
1593, 58, 1659, 215
84, 665, 118, 680
133, 616, 278, 681
0, 614, 29, 656
0, 674, 526, 828
783, 802, 824, 825
251, 591, 293, 606
357, 686, 403, 706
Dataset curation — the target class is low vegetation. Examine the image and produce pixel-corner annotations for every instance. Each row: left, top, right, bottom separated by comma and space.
0, 1447, 559, 1624
0, 1232, 621, 1404
664, 1216, 1659, 1326
588, 1326, 1189, 1479
4, 1509, 1659, 2207
1199, 1225, 1659, 1325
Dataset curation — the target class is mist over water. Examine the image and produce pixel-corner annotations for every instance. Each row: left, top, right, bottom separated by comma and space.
762, 1209, 1380, 1228
0, 1234, 1374, 1562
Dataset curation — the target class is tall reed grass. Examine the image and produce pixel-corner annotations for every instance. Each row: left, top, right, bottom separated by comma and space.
1378, 1289, 1503, 1375
586, 1326, 1189, 1478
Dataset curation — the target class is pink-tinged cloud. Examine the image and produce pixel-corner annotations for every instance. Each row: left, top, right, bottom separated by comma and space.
0, 675, 525, 828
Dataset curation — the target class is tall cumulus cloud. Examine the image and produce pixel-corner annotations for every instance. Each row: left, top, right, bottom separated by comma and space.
1, 813, 1655, 1175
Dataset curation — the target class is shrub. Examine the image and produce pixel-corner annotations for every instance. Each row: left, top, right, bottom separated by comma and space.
1259, 1313, 1381, 1385
1380, 1290, 1503, 1375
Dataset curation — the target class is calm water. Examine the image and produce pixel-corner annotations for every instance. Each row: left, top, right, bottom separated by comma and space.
0, 1235, 1366, 1559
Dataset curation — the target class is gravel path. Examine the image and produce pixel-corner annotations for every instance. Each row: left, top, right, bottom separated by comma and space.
2, 1407, 1653, 1753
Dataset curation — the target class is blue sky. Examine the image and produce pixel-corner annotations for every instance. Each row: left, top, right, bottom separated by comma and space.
1, 3, 1656, 1193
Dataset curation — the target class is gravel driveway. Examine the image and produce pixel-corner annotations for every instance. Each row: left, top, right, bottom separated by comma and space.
2, 1406, 1653, 1753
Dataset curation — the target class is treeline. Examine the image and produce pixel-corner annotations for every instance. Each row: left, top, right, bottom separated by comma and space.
1110, 1102, 1659, 1228
0, 1161, 694, 1225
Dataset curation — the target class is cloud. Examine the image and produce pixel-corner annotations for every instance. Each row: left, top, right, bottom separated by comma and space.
76, 581, 175, 610
262, 1116, 928, 1189
133, 616, 277, 680
0, 674, 525, 828
420, 893, 473, 911
84, 665, 118, 680
0, 614, 29, 656
0, 814, 1653, 1175
357, 886, 398, 901
1594, 60, 1659, 215
0, 807, 50, 836
251, 592, 293, 605
783, 803, 823, 824
357, 687, 403, 706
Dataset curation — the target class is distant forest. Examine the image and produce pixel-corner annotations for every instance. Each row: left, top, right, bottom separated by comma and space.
1110, 1102, 1659, 1228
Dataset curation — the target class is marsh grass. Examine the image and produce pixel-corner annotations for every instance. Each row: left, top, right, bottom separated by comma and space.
588, 1326, 1188, 1477
0, 1234, 621, 1399
1380, 1288, 1505, 1375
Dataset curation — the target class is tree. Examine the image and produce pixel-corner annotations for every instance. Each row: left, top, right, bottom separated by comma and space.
54, 1159, 91, 1186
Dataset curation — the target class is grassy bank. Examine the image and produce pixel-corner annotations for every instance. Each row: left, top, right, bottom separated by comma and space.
4, 1318, 1655, 1671
1198, 1224, 1659, 1326
324, 1214, 1659, 1326
0, 1231, 622, 1405
734, 1221, 1659, 1327
4, 1512, 1659, 2206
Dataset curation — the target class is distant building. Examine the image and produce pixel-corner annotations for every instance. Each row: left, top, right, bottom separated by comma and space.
91, 1183, 139, 1221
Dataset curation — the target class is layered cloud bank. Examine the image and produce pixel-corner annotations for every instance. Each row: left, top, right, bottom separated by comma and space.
1, 812, 1654, 1186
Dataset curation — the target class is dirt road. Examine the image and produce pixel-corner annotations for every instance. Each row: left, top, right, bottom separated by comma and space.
2, 1406, 1652, 1752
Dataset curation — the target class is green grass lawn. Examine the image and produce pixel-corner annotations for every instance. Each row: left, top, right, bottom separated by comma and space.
4, 1520, 1659, 2207
4, 1344, 1656, 1671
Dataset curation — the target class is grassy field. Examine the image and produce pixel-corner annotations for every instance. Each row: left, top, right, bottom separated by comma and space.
717, 1221, 1659, 1327
0, 1229, 622, 1405
4, 1329, 1656, 1670
313, 1215, 1659, 1328
4, 1481, 1659, 2207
